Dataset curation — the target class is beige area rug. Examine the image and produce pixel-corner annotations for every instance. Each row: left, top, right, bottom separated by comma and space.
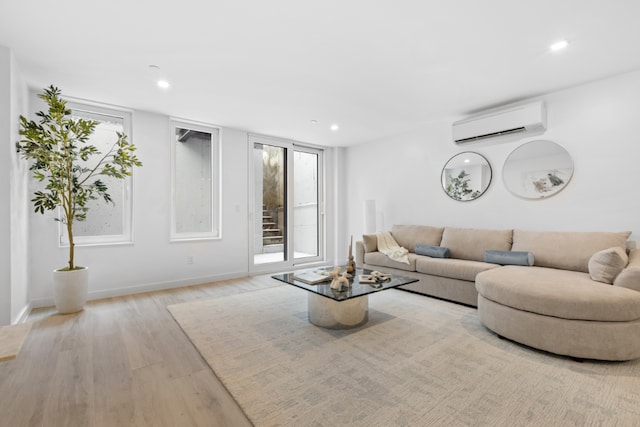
0, 322, 32, 362
168, 286, 640, 426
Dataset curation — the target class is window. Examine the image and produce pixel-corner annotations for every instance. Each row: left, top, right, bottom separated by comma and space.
60, 102, 134, 246
170, 119, 220, 241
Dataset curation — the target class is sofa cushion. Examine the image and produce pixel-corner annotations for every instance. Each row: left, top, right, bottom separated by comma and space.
415, 244, 450, 258
614, 249, 640, 292
440, 227, 513, 262
391, 225, 444, 253
484, 250, 534, 266
589, 247, 629, 284
416, 256, 500, 281
476, 266, 640, 322
364, 251, 417, 272
511, 230, 631, 273
362, 234, 377, 253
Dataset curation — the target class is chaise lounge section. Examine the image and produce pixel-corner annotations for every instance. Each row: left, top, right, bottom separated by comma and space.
356, 225, 640, 360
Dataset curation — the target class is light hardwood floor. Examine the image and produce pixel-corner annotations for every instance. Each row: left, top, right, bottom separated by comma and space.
0, 275, 282, 427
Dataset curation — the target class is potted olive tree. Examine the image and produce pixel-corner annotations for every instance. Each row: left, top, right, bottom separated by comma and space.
17, 85, 142, 313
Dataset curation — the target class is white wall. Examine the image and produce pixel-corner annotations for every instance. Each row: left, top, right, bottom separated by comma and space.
27, 104, 253, 306
0, 46, 30, 325
331, 147, 349, 263
345, 70, 640, 243
0, 47, 11, 324
9, 49, 29, 323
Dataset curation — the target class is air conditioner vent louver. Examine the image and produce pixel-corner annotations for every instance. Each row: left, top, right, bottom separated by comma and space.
454, 127, 526, 143
452, 101, 546, 144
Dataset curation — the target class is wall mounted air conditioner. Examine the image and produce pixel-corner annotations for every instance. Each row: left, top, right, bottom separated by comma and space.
452, 101, 546, 144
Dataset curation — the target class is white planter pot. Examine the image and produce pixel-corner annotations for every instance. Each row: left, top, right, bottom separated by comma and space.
53, 267, 89, 314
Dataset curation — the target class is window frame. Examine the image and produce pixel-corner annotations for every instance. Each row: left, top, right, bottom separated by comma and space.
59, 100, 135, 247
169, 118, 221, 242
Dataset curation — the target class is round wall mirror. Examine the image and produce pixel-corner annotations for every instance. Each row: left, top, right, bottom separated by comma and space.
441, 152, 492, 201
502, 140, 573, 199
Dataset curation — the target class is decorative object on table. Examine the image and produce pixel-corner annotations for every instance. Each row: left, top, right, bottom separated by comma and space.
329, 266, 342, 281
346, 235, 356, 274
358, 274, 380, 289
330, 267, 351, 291
370, 271, 391, 282
293, 270, 331, 285
441, 151, 492, 201
358, 271, 390, 289
16, 86, 142, 314
502, 140, 573, 199
358, 274, 377, 284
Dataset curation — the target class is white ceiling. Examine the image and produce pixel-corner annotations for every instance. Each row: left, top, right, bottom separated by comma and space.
1, 0, 639, 147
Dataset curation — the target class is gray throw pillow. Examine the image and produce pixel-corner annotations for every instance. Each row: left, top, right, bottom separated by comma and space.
484, 250, 534, 266
415, 244, 450, 258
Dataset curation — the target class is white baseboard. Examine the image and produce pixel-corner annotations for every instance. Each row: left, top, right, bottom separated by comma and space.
28, 270, 250, 310
13, 303, 33, 324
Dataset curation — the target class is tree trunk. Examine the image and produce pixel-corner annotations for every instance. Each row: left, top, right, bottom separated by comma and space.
67, 220, 75, 270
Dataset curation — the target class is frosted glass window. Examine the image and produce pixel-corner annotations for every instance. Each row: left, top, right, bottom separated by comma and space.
60, 103, 134, 246
170, 120, 220, 241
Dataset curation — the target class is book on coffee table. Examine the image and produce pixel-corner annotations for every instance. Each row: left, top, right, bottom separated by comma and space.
294, 271, 331, 285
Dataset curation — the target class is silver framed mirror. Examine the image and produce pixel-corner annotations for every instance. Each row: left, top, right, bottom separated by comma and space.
441, 152, 492, 201
502, 140, 573, 199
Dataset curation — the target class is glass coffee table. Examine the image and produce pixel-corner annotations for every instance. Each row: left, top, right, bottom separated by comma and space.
272, 267, 418, 329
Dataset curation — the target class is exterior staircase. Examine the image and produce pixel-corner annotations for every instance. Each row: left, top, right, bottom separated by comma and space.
262, 207, 283, 252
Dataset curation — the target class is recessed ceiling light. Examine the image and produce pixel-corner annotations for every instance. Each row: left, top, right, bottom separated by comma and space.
330, 124, 339, 131
550, 39, 569, 52
464, 158, 470, 163
157, 80, 170, 89
310, 119, 317, 124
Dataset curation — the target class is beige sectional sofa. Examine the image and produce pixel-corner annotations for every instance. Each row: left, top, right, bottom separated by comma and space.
355, 224, 640, 361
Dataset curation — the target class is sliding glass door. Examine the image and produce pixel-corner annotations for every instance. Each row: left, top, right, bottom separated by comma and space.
250, 136, 323, 271
292, 148, 320, 261
253, 142, 287, 265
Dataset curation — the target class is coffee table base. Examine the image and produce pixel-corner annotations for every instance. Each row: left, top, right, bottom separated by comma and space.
308, 293, 368, 329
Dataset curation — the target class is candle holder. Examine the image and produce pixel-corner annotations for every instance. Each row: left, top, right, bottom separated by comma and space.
346, 235, 356, 274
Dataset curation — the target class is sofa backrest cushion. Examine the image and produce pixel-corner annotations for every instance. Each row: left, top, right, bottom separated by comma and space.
391, 225, 444, 253
440, 227, 513, 262
512, 230, 632, 273
362, 234, 377, 253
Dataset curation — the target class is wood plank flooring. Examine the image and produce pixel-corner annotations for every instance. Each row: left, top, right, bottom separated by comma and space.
0, 322, 32, 362
0, 275, 282, 427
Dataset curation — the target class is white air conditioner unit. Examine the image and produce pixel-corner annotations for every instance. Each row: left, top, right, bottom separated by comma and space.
452, 101, 546, 144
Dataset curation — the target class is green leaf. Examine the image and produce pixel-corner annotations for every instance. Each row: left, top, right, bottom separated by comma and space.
16, 85, 143, 267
